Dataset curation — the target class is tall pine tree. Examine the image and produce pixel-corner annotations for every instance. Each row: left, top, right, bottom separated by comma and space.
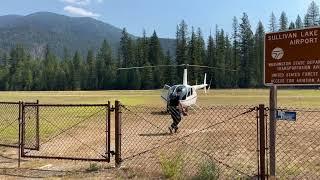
176, 20, 189, 82
295, 15, 303, 28
239, 13, 254, 88
305, 1, 320, 27
269, 12, 277, 32
254, 21, 265, 87
279, 11, 288, 31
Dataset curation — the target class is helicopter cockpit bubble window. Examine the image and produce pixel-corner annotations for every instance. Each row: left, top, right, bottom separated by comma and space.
168, 85, 177, 96
168, 85, 188, 100
175, 85, 188, 100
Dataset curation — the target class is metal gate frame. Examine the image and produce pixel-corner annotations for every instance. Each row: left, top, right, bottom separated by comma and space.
20, 102, 112, 162
114, 101, 268, 178
0, 101, 40, 149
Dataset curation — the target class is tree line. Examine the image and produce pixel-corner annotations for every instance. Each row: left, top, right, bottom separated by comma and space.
0, 1, 319, 90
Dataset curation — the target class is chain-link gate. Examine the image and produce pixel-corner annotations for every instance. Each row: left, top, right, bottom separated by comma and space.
0, 101, 39, 150
116, 102, 268, 179
21, 103, 111, 162
0, 102, 21, 148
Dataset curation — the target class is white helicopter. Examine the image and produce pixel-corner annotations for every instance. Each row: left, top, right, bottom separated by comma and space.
160, 67, 208, 110
118, 64, 230, 111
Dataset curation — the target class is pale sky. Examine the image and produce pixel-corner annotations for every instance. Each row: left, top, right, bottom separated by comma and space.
0, 0, 317, 38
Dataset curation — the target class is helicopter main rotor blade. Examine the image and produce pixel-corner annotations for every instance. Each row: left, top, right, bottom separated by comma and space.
117, 64, 185, 70
187, 65, 238, 72
118, 63, 239, 71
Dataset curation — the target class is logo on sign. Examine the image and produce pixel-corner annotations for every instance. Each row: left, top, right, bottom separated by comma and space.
272, 47, 284, 60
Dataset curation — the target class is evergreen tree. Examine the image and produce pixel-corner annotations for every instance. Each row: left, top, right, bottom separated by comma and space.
254, 21, 265, 87
128, 69, 141, 89
56, 62, 67, 90
86, 49, 97, 89
206, 33, 216, 88
289, 22, 295, 29
141, 62, 153, 89
1, 53, 8, 67
305, 1, 320, 27
232, 16, 240, 87
119, 28, 134, 89
72, 51, 81, 90
279, 11, 288, 31
295, 15, 303, 28
97, 40, 115, 89
148, 31, 164, 88
269, 12, 277, 32
196, 28, 206, 82
224, 34, 232, 88
188, 27, 198, 85
239, 13, 254, 88
138, 30, 152, 89
163, 50, 174, 85
215, 29, 226, 88
176, 20, 189, 82
136, 29, 149, 66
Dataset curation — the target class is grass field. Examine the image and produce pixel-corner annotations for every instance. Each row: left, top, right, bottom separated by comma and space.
0, 89, 320, 107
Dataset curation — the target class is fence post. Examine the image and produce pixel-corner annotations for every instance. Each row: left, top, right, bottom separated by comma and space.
115, 100, 122, 167
18, 101, 22, 168
20, 102, 25, 158
36, 100, 40, 150
259, 104, 266, 180
106, 101, 111, 162
269, 86, 277, 179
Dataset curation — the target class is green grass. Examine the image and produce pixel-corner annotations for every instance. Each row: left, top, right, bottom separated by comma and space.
0, 89, 319, 142
0, 89, 319, 107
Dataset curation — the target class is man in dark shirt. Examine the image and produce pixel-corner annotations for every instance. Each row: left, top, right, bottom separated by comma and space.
168, 88, 187, 134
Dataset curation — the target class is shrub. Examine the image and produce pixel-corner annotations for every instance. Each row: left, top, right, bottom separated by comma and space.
195, 160, 219, 180
86, 163, 100, 172
159, 153, 184, 180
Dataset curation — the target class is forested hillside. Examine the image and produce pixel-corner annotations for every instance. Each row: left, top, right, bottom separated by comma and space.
0, 12, 175, 58
0, 1, 319, 90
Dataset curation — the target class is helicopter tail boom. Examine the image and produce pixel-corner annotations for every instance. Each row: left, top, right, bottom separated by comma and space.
192, 73, 208, 91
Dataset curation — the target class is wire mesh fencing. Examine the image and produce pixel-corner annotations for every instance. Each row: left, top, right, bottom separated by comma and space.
120, 104, 261, 178
0, 102, 21, 148
275, 107, 320, 179
21, 104, 111, 162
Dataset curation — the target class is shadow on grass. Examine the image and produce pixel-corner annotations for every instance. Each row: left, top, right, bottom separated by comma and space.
150, 111, 168, 116
139, 132, 172, 137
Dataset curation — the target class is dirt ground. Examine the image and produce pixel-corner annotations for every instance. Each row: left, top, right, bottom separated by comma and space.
0, 148, 157, 179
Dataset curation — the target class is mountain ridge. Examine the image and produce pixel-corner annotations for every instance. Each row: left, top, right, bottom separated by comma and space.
0, 12, 176, 58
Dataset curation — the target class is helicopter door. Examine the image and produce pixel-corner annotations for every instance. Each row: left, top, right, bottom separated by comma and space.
161, 85, 171, 102
187, 87, 191, 97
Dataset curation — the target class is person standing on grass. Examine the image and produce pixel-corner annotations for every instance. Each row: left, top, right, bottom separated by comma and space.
168, 87, 187, 134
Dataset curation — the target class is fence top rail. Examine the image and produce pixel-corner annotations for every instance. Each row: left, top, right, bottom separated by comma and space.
0, 101, 20, 105
121, 104, 258, 109
23, 103, 109, 107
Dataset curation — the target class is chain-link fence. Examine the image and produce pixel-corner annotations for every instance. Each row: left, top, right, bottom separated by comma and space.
275, 107, 320, 179
2, 99, 320, 179
0, 102, 21, 148
21, 104, 111, 162
120, 105, 261, 179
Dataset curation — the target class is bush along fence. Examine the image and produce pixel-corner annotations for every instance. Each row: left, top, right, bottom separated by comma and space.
0, 100, 319, 179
